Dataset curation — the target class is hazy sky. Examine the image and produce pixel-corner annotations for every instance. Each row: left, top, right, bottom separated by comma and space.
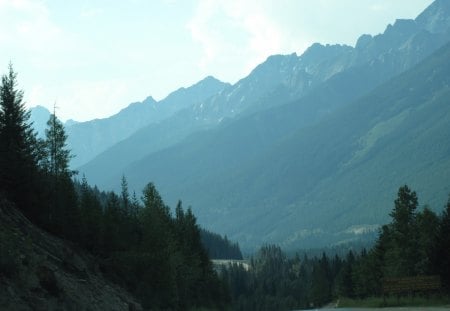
0, 0, 433, 121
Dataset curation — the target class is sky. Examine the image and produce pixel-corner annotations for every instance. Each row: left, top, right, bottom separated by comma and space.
0, 0, 434, 122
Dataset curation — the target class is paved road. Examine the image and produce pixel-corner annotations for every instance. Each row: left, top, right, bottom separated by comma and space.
317, 308, 450, 311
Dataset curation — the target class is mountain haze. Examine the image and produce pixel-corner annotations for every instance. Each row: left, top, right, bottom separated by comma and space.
125, 40, 450, 250
80, 0, 450, 190
66, 76, 228, 167
75, 0, 450, 250
29, 105, 51, 138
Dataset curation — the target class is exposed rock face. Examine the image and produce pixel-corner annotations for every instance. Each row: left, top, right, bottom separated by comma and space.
0, 198, 142, 311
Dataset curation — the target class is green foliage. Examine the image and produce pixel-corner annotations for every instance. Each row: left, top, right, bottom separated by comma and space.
222, 186, 450, 309
67, 180, 230, 310
102, 41, 450, 251
416, 206, 439, 275
0, 65, 230, 310
201, 229, 243, 260
344, 185, 450, 299
384, 185, 420, 277
42, 112, 74, 178
78, 176, 103, 253
434, 198, 450, 290
0, 64, 41, 217
335, 251, 355, 298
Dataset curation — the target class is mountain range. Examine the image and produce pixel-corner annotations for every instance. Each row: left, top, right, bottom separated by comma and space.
30, 0, 450, 251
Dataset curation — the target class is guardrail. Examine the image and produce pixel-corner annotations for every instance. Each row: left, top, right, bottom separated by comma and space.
382, 275, 441, 295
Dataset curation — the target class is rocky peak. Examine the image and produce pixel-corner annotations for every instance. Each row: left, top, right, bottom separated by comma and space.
196, 75, 228, 87
355, 34, 373, 50
250, 53, 299, 78
300, 43, 352, 66
141, 95, 157, 105
416, 0, 450, 33
384, 19, 420, 37
29, 105, 51, 138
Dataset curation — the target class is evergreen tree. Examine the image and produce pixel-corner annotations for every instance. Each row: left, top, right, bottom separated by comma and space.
311, 253, 331, 307
120, 175, 130, 216
0, 64, 40, 215
79, 175, 102, 252
43, 111, 74, 178
130, 190, 140, 219
435, 198, 450, 291
41, 110, 77, 234
139, 182, 176, 308
102, 192, 122, 254
384, 185, 419, 277
336, 251, 355, 298
416, 207, 439, 275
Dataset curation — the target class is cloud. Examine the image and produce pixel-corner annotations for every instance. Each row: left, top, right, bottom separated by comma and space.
186, 0, 288, 81
30, 77, 136, 122
0, 0, 64, 52
80, 7, 103, 18
186, 0, 220, 70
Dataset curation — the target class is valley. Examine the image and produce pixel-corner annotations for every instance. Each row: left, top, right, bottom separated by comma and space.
28, 0, 450, 250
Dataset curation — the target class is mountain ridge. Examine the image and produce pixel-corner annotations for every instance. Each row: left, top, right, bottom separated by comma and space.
122, 40, 450, 250
31, 0, 450, 251
80, 0, 450, 193
63, 76, 228, 167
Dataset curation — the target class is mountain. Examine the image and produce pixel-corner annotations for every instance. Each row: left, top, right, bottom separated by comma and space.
80, 0, 450, 193
29, 105, 51, 138
415, 0, 450, 33
77, 1, 450, 250
124, 40, 450, 251
67, 76, 228, 167
64, 119, 78, 127
77, 48, 355, 187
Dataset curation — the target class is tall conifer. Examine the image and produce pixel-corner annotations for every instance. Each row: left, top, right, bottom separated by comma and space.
0, 64, 39, 215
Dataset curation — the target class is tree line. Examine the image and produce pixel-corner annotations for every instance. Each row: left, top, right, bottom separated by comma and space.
221, 185, 450, 310
201, 229, 243, 260
2, 64, 449, 310
0, 64, 232, 309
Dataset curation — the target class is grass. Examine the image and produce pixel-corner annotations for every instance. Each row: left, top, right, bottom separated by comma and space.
338, 295, 450, 308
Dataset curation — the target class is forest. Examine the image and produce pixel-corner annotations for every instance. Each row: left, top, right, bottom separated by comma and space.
220, 185, 450, 310
0, 65, 231, 309
1, 64, 450, 310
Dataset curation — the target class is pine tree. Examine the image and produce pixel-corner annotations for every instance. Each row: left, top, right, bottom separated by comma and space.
435, 198, 450, 291
139, 182, 176, 308
0, 64, 40, 215
120, 175, 130, 216
384, 185, 419, 276
102, 192, 122, 254
39, 110, 77, 234
416, 207, 439, 275
311, 253, 332, 307
336, 251, 355, 298
43, 110, 74, 178
79, 175, 102, 252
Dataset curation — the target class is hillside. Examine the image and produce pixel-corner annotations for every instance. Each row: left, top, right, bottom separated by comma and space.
80, 0, 450, 192
66, 76, 228, 167
73, 0, 450, 251
0, 199, 142, 310
122, 40, 450, 250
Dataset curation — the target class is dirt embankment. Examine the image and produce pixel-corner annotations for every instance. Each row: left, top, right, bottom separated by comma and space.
0, 199, 142, 310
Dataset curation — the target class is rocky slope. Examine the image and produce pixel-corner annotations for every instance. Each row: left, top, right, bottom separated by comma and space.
66, 76, 228, 168
0, 198, 142, 311
113, 6, 450, 250
80, 0, 450, 192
